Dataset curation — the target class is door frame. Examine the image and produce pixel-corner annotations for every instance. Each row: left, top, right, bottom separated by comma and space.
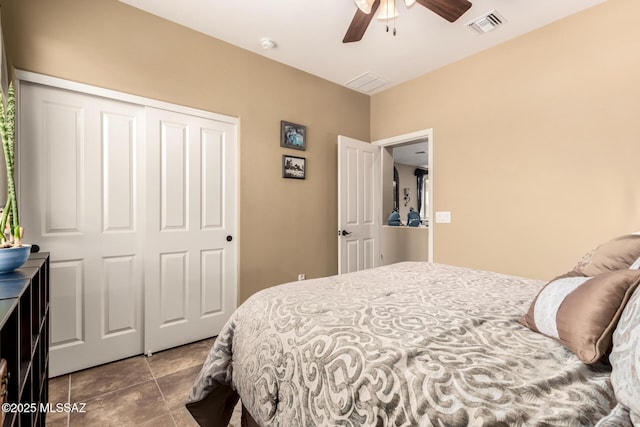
373, 129, 434, 262
15, 70, 238, 124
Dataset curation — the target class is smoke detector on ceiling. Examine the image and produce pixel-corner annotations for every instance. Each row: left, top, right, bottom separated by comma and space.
260, 37, 276, 50
467, 10, 506, 34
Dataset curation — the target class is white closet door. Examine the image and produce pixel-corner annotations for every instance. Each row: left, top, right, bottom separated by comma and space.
144, 107, 237, 354
19, 83, 145, 376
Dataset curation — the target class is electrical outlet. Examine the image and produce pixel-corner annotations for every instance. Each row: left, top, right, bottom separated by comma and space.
298, 274, 305, 281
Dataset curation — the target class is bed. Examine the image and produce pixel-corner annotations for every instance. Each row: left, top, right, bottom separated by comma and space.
186, 235, 640, 427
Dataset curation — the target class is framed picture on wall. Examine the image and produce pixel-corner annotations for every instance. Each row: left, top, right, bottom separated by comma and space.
280, 121, 306, 151
282, 155, 306, 179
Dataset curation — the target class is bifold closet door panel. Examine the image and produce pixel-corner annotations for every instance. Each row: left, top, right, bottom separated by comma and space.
143, 107, 237, 355
19, 82, 145, 376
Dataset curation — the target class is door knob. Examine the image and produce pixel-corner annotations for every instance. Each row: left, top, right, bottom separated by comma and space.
341, 230, 352, 236
226, 235, 233, 242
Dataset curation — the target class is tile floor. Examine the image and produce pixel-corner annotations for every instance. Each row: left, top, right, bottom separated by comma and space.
45, 337, 241, 427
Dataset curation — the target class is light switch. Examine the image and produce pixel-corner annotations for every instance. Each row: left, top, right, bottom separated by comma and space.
435, 211, 451, 223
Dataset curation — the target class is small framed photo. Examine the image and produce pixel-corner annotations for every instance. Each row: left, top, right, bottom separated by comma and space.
280, 121, 306, 151
282, 155, 306, 179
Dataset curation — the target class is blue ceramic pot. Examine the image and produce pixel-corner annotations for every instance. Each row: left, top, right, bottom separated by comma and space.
0, 244, 31, 273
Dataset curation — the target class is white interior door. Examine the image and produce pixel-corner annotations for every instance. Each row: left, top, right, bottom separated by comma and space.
144, 107, 237, 354
19, 82, 146, 376
338, 135, 380, 274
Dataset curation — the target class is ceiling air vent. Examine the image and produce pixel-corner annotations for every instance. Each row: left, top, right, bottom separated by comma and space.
345, 72, 390, 94
467, 10, 506, 34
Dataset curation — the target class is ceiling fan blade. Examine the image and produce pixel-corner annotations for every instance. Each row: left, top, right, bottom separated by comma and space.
415, 0, 472, 22
343, 0, 380, 43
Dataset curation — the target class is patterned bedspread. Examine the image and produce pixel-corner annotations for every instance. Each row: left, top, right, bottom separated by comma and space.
187, 262, 618, 426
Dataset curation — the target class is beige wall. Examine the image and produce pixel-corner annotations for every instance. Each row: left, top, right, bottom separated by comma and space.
372, 0, 640, 280
1, 0, 370, 302
4, 0, 639, 294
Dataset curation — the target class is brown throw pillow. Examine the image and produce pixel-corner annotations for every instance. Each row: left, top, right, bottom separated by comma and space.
571, 234, 640, 276
519, 269, 640, 364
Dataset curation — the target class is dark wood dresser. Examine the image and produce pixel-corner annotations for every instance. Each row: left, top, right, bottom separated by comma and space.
0, 252, 50, 427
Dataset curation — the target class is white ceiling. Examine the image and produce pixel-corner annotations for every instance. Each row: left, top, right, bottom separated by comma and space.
393, 140, 429, 167
118, 0, 605, 95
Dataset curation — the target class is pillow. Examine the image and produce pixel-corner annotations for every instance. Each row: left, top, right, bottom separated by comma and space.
519, 269, 640, 364
571, 234, 640, 276
628, 256, 640, 270
609, 282, 640, 421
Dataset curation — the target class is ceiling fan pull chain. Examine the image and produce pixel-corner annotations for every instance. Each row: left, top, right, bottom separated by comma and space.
386, 0, 391, 32
393, 7, 397, 36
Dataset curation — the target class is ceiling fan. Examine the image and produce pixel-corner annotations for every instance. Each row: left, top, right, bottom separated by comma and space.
343, 0, 472, 43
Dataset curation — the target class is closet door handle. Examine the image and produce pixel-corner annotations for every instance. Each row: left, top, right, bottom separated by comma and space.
340, 230, 352, 236
226, 235, 233, 242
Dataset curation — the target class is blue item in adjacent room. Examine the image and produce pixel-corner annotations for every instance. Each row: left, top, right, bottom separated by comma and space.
388, 209, 401, 226
407, 207, 420, 227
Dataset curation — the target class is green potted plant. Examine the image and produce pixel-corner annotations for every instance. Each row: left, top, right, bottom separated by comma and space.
0, 82, 30, 272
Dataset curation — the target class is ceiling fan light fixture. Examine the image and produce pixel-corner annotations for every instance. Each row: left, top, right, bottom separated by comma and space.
353, 0, 375, 14
377, 0, 398, 20
404, 0, 416, 7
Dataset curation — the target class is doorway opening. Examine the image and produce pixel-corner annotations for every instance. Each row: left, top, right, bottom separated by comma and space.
374, 129, 434, 263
